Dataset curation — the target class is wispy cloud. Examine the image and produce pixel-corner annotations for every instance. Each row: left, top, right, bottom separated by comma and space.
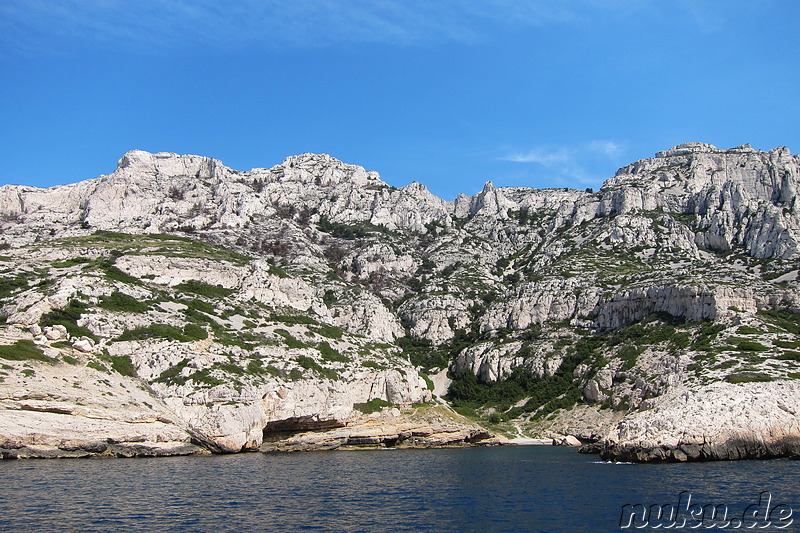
0, 0, 639, 56
501, 140, 629, 187
588, 140, 626, 159
503, 148, 571, 165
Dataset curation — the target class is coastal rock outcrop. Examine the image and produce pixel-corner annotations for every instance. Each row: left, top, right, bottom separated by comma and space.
0, 142, 799, 460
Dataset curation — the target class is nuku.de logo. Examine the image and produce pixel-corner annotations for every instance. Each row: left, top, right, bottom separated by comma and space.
619, 491, 794, 529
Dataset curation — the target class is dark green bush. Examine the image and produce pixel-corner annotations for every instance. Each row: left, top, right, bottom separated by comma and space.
0, 339, 55, 363
311, 324, 344, 339
117, 323, 205, 343
40, 300, 98, 342
736, 340, 768, 352
110, 355, 136, 376
0, 275, 29, 298
275, 328, 306, 349
271, 314, 318, 326
182, 323, 208, 340
175, 280, 233, 299
182, 298, 216, 314
725, 372, 774, 384
318, 341, 348, 362
51, 257, 93, 268
353, 398, 391, 414
758, 309, 800, 335
157, 358, 190, 383
296, 355, 338, 380
100, 291, 149, 313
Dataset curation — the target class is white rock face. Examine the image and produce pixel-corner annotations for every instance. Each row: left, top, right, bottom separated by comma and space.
0, 143, 799, 461
598, 381, 800, 461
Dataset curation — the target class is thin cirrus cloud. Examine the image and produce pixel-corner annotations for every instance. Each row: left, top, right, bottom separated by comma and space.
0, 0, 631, 55
502, 141, 628, 186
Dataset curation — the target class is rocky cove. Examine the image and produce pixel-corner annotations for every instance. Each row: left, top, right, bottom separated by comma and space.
1, 142, 800, 462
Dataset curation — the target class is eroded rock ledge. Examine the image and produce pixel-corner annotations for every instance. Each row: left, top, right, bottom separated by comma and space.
582, 436, 800, 463
260, 406, 503, 452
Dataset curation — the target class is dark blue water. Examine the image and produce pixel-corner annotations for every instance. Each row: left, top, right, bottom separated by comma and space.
1, 446, 799, 532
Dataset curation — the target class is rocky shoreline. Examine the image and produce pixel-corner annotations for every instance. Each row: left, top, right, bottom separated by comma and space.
580, 436, 800, 463
0, 403, 507, 459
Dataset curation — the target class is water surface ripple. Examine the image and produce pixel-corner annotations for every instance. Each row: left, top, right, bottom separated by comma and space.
1, 446, 799, 532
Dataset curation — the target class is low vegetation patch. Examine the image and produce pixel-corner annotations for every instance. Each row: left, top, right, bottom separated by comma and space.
758, 309, 800, 335
318, 341, 349, 363
0, 339, 55, 363
175, 280, 234, 299
735, 339, 769, 352
317, 216, 394, 240
40, 299, 98, 342
99, 291, 150, 313
310, 324, 344, 339
0, 275, 30, 298
272, 314, 318, 326
116, 323, 206, 343
296, 355, 339, 380
725, 372, 775, 384
275, 328, 306, 349
51, 257, 93, 269
109, 354, 136, 376
353, 398, 391, 414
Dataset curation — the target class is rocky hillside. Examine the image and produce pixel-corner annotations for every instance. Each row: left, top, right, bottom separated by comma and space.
1, 142, 800, 461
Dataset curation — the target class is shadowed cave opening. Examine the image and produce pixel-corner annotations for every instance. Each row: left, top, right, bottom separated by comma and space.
262, 417, 346, 442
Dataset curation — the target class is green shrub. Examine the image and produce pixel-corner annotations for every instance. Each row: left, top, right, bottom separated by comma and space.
758, 309, 800, 335
51, 257, 93, 268
272, 314, 318, 326
297, 355, 321, 371
725, 372, 775, 384
275, 328, 306, 349
110, 355, 136, 376
182, 298, 216, 314
736, 325, 763, 335
157, 358, 190, 383
0, 340, 55, 363
774, 339, 800, 349
318, 216, 392, 240
116, 323, 205, 343
421, 373, 435, 391
40, 299, 98, 342
318, 341, 349, 362
100, 260, 138, 284
214, 361, 245, 375
618, 345, 640, 370
182, 323, 208, 341
61, 354, 80, 365
175, 280, 233, 299
86, 361, 109, 372
186, 369, 223, 387
311, 324, 344, 339
246, 359, 264, 374
100, 291, 149, 313
397, 335, 452, 371
353, 398, 391, 414
268, 265, 288, 278
0, 275, 29, 298
296, 355, 339, 380
778, 351, 800, 361
736, 340, 768, 352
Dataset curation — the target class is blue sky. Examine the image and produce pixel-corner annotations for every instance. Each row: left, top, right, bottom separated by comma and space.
1, 1, 798, 199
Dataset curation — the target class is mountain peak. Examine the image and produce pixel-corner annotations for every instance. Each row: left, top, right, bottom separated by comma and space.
655, 142, 720, 158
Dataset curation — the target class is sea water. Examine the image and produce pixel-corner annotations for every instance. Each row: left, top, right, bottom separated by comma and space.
1, 446, 799, 532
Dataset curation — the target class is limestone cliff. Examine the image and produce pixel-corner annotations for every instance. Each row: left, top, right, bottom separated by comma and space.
1, 142, 799, 461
